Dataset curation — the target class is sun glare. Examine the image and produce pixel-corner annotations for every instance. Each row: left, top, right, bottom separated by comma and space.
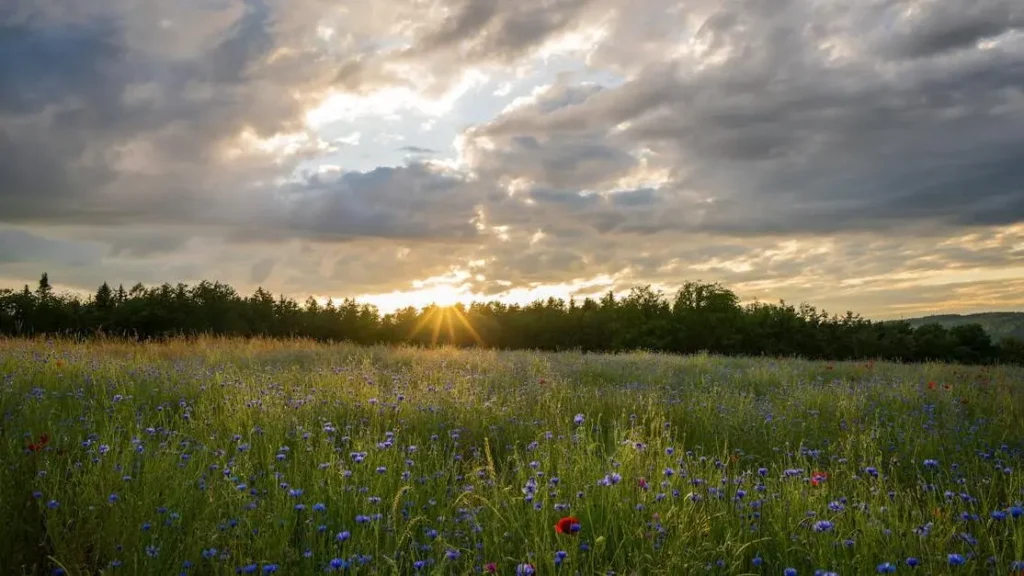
358, 282, 469, 313
408, 304, 485, 346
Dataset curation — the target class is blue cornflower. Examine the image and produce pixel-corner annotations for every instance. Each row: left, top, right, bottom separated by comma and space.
828, 501, 845, 512
108, 493, 120, 503
877, 562, 896, 573
238, 564, 258, 574
813, 520, 834, 532
288, 488, 303, 498
516, 564, 536, 576
923, 459, 938, 468
784, 569, 798, 576
865, 467, 879, 478
262, 565, 278, 573
47, 500, 59, 509
202, 548, 218, 560
991, 510, 1007, 520
445, 549, 460, 561
554, 550, 568, 566
413, 560, 426, 570
145, 545, 159, 557
948, 554, 965, 566
573, 414, 585, 425
329, 558, 348, 570
313, 503, 326, 512
906, 557, 919, 567
752, 556, 762, 567
355, 515, 371, 524
336, 531, 351, 542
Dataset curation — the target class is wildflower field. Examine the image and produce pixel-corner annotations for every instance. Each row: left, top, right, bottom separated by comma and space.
2, 339, 1023, 575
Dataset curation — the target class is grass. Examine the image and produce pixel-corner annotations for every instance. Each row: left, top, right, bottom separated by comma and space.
1, 337, 1022, 575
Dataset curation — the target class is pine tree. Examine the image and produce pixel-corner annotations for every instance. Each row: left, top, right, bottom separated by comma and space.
36, 273, 52, 300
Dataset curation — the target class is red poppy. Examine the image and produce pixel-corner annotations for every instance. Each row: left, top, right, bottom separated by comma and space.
927, 381, 936, 390
484, 563, 497, 573
810, 471, 828, 486
554, 516, 580, 535
27, 433, 50, 453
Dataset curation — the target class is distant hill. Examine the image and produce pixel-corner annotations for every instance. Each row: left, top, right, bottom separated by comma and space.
901, 312, 1024, 342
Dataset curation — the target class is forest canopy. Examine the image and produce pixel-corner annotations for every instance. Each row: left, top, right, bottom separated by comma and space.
2, 273, 1021, 365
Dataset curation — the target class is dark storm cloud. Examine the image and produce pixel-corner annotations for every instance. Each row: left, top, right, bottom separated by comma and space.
408, 0, 592, 62
879, 0, 1023, 60
0, 0, 336, 228
258, 164, 483, 242
463, 0, 1024, 239
0, 21, 121, 114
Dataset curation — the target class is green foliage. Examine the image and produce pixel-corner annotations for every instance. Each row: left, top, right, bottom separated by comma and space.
903, 312, 1024, 342
1, 340, 1022, 574
1, 274, 1022, 364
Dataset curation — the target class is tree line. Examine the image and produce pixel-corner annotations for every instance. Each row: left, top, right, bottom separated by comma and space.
2, 273, 1022, 365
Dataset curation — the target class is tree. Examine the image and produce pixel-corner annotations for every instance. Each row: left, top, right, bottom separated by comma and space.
36, 273, 53, 300
0, 273, 1018, 365
95, 282, 114, 310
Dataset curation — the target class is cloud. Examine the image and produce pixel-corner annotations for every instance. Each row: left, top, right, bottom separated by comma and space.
460, 0, 1024, 238
399, 146, 439, 155
1, 0, 1023, 317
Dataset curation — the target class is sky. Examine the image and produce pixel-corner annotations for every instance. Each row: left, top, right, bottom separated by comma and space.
1, 0, 1023, 319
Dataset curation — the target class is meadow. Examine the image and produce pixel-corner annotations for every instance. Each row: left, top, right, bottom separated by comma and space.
1, 338, 1022, 575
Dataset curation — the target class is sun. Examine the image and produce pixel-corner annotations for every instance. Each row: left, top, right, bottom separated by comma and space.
358, 283, 469, 313
408, 304, 484, 347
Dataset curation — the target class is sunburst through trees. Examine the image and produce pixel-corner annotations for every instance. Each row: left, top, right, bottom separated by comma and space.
408, 304, 484, 346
